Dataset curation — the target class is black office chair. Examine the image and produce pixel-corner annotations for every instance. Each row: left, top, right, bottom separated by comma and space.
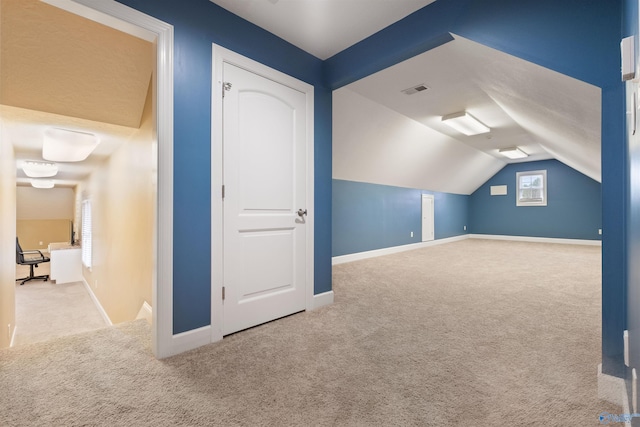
15, 238, 50, 285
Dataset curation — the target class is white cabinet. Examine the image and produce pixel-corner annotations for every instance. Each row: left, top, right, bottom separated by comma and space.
49, 244, 83, 284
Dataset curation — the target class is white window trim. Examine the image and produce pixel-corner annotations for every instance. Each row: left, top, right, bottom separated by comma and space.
81, 199, 92, 269
516, 170, 547, 207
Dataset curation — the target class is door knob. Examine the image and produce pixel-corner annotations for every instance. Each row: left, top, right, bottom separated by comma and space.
297, 209, 307, 217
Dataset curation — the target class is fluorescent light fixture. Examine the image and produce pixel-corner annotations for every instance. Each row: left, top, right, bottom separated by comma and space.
30, 179, 55, 189
441, 111, 490, 136
43, 128, 99, 162
22, 160, 58, 178
499, 147, 529, 159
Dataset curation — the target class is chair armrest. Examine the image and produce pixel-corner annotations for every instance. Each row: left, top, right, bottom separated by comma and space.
20, 250, 46, 258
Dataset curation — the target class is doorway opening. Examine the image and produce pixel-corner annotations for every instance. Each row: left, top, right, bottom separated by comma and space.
2, 0, 174, 357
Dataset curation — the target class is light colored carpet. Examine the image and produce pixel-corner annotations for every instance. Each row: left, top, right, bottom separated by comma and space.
14, 263, 106, 346
0, 239, 620, 426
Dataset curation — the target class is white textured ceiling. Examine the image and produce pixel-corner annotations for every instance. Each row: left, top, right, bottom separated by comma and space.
209, 0, 436, 59
2, 106, 139, 188
0, 0, 153, 188
343, 35, 602, 183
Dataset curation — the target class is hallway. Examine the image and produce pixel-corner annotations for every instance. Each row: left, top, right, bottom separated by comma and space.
13, 262, 106, 346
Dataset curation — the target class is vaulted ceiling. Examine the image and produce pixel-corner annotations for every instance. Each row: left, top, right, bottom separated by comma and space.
2, 0, 602, 194
335, 35, 601, 194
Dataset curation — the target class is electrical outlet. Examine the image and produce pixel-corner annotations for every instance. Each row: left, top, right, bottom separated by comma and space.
39, 241, 43, 245
598, 229, 602, 235
410, 231, 414, 238
464, 225, 467, 231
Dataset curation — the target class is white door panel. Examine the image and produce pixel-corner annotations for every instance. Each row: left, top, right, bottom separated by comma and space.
238, 91, 294, 211
422, 194, 434, 242
223, 62, 306, 335
237, 229, 294, 301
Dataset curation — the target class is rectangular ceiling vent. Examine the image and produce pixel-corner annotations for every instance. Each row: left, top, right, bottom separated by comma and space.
402, 84, 429, 95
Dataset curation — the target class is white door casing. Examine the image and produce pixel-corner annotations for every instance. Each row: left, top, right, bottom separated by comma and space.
422, 194, 434, 242
211, 45, 314, 341
41, 0, 174, 358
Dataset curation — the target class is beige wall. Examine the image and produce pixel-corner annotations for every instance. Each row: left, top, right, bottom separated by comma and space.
16, 219, 71, 251
0, 118, 17, 348
16, 186, 74, 250
17, 186, 74, 220
81, 86, 154, 324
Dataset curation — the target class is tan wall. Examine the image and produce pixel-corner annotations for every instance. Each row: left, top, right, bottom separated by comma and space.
16, 186, 74, 250
81, 85, 154, 324
16, 219, 71, 251
0, 118, 17, 348
17, 186, 74, 220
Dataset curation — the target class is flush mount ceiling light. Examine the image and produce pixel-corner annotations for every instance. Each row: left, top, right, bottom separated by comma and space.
441, 111, 490, 136
43, 128, 99, 162
30, 179, 55, 189
22, 160, 58, 178
499, 147, 529, 159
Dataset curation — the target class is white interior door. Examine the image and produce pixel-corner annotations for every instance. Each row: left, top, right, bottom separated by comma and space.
422, 194, 434, 242
222, 62, 307, 335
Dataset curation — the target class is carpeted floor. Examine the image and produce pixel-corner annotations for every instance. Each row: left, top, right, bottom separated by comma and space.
0, 239, 621, 426
14, 262, 107, 346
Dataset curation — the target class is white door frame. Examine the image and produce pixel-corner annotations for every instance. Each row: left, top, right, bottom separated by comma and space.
44, 0, 175, 358
211, 45, 315, 342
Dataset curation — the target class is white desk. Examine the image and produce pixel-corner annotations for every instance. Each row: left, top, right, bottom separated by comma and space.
48, 243, 83, 284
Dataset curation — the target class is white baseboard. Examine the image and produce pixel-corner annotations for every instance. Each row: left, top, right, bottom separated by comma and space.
136, 301, 153, 324
634, 368, 638, 414
625, 330, 630, 367
598, 363, 632, 426
332, 235, 469, 265
469, 234, 602, 246
332, 233, 601, 265
82, 279, 112, 326
169, 325, 212, 356
9, 325, 17, 348
312, 290, 334, 309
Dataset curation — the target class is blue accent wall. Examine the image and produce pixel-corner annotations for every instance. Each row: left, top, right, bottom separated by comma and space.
333, 180, 468, 257
469, 160, 602, 240
115, 0, 332, 333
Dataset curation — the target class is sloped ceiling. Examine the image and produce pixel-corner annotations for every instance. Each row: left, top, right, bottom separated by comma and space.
1, 0, 153, 128
334, 35, 601, 194
0, 0, 153, 187
333, 88, 505, 195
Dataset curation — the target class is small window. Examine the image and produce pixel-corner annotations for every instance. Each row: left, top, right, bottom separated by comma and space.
81, 200, 92, 268
516, 170, 547, 206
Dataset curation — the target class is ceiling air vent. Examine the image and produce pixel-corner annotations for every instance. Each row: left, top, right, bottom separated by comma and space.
402, 84, 429, 95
